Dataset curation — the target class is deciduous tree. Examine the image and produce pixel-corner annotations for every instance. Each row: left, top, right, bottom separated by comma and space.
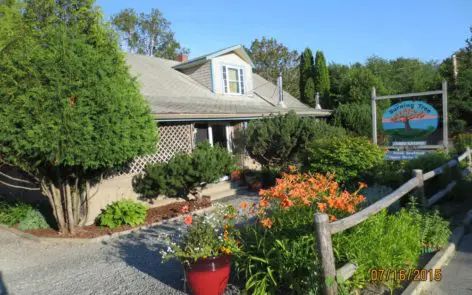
111, 8, 189, 59
247, 37, 300, 98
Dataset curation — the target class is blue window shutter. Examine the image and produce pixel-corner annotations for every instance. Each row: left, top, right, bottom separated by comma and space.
239, 68, 245, 94
222, 66, 228, 93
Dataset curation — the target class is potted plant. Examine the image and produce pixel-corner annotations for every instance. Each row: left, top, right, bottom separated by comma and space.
160, 204, 240, 295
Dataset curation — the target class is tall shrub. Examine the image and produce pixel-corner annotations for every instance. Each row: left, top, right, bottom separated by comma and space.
303, 136, 384, 184
245, 111, 345, 168
0, 0, 157, 232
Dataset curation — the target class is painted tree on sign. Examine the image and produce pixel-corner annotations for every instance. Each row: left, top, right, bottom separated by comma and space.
389, 108, 426, 131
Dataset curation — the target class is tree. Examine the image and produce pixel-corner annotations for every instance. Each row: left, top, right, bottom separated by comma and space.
111, 8, 189, 59
0, 0, 158, 233
389, 108, 426, 131
247, 37, 300, 98
440, 26, 472, 133
313, 50, 330, 106
299, 48, 315, 105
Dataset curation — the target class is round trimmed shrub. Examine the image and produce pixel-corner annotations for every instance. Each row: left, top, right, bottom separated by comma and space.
303, 135, 384, 184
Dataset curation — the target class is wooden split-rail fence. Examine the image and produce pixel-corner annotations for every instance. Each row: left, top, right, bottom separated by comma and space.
314, 147, 472, 295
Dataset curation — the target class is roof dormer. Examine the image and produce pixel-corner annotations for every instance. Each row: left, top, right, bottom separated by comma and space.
173, 45, 254, 96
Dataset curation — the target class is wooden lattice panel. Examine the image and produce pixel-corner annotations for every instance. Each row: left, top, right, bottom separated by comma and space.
123, 123, 194, 175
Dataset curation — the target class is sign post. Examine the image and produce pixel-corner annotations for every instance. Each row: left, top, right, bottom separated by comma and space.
371, 81, 448, 160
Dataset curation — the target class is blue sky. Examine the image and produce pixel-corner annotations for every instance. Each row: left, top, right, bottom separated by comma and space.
96, 0, 471, 65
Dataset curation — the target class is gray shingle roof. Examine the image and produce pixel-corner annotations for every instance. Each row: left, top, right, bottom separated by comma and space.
125, 53, 331, 121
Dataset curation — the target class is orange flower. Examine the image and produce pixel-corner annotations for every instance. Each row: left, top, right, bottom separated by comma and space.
260, 218, 273, 229
181, 205, 189, 213
328, 214, 337, 222
259, 198, 269, 208
281, 197, 293, 208
317, 202, 328, 212
288, 165, 297, 173
184, 215, 192, 225
358, 182, 367, 190
240, 201, 249, 209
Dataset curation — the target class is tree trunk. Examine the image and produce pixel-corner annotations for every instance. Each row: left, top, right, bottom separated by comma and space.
404, 119, 412, 132
40, 176, 89, 234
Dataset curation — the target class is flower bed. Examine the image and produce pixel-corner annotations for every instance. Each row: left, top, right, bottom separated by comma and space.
18, 197, 211, 239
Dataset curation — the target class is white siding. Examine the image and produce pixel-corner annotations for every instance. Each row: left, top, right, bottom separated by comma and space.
211, 53, 253, 96
181, 61, 213, 91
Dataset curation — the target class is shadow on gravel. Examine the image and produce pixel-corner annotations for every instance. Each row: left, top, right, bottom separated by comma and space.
109, 222, 187, 292
0, 272, 8, 295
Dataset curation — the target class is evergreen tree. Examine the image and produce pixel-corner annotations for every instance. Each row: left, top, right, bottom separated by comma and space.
0, 0, 158, 233
299, 48, 315, 105
313, 50, 330, 107
304, 77, 315, 106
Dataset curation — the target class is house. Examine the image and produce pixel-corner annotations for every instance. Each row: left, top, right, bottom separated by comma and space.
124, 45, 331, 174
0, 45, 331, 224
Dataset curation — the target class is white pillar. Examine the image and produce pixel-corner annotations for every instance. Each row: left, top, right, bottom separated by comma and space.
207, 124, 213, 146
226, 124, 232, 153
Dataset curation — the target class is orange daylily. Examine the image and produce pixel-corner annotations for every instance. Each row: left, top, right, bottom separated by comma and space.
240, 201, 249, 209
184, 215, 192, 225
260, 218, 273, 229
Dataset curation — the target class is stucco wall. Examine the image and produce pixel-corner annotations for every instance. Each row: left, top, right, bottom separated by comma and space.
211, 52, 254, 96
180, 61, 213, 91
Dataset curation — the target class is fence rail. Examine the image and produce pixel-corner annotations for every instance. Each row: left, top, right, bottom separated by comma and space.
314, 147, 472, 295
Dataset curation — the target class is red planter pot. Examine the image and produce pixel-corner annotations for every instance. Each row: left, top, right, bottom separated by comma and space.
184, 255, 231, 295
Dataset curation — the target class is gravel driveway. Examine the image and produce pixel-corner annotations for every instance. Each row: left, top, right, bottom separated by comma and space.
0, 193, 258, 295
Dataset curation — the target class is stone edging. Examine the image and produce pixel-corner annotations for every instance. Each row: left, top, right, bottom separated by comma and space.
0, 205, 216, 244
402, 210, 472, 295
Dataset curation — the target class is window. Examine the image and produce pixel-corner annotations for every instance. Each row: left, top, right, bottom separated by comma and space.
222, 65, 244, 95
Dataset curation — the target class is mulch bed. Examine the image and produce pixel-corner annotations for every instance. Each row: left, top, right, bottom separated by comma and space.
23, 197, 211, 239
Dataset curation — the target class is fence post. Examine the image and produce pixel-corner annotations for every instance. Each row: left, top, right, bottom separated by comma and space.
315, 213, 338, 295
467, 147, 472, 167
413, 169, 426, 208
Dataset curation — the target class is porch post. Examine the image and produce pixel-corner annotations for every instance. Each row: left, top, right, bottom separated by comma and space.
226, 124, 232, 153
208, 124, 213, 146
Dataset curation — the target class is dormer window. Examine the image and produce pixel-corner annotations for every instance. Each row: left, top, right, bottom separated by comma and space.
222, 65, 244, 95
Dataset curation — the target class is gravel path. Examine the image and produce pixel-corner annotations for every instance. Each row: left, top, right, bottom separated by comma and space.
0, 193, 258, 295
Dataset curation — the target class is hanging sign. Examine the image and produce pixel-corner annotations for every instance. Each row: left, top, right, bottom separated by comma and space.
382, 100, 439, 145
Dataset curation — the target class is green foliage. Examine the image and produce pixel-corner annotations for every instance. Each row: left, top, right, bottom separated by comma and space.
0, 201, 32, 226
247, 37, 300, 98
407, 199, 451, 250
245, 111, 345, 168
133, 142, 235, 199
111, 8, 189, 59
299, 48, 315, 105
0, 200, 49, 230
453, 133, 472, 154
439, 27, 472, 133
99, 200, 147, 229
303, 136, 384, 184
334, 209, 422, 291
234, 202, 322, 294
333, 103, 377, 137
314, 50, 330, 106
18, 209, 50, 230
0, 0, 157, 231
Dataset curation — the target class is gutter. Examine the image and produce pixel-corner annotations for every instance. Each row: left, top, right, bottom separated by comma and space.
152, 110, 333, 122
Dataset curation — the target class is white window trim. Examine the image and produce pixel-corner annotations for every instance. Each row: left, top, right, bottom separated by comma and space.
223, 65, 244, 95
